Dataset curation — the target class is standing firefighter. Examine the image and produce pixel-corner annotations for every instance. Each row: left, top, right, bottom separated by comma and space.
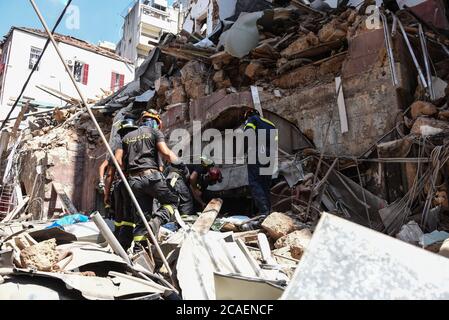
103, 119, 138, 250
115, 110, 184, 246
165, 163, 194, 216
243, 108, 277, 216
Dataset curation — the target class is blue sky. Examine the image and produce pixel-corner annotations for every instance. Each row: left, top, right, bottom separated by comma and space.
0, 0, 174, 46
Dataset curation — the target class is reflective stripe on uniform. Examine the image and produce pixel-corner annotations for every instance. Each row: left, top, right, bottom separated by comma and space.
170, 175, 179, 188
133, 235, 148, 242
115, 221, 136, 228
163, 204, 175, 216
245, 123, 256, 130
121, 221, 135, 228
260, 117, 276, 128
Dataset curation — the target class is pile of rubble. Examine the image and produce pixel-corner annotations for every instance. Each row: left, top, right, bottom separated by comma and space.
1, 0, 449, 299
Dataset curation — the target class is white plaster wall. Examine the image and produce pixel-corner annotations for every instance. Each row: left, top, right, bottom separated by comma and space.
396, 0, 426, 8
118, 2, 141, 67
190, 0, 209, 19
217, 0, 237, 20
0, 29, 134, 120
118, 2, 179, 68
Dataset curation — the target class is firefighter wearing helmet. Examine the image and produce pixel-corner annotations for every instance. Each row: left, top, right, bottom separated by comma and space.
187, 157, 223, 211
114, 109, 183, 248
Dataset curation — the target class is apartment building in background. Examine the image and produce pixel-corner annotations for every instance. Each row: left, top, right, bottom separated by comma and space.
0, 27, 134, 120
116, 0, 180, 68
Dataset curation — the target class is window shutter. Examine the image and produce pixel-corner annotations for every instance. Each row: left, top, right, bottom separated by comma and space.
119, 74, 125, 89
111, 72, 116, 91
82, 64, 89, 85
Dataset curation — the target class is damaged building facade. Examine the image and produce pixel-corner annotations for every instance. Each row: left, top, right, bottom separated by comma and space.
0, 27, 135, 120
116, 0, 181, 68
1, 0, 449, 300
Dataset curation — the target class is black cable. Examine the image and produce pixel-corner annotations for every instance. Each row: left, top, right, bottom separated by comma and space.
0, 0, 73, 130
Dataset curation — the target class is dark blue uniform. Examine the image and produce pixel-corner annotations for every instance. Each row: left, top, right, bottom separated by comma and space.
244, 115, 277, 216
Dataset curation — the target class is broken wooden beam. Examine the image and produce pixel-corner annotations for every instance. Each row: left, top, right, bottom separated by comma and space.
192, 199, 223, 235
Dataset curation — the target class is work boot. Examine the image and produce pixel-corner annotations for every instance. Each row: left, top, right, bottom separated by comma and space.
148, 216, 163, 240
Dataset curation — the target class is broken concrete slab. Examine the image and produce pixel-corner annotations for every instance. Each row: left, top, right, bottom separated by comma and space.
282, 213, 449, 300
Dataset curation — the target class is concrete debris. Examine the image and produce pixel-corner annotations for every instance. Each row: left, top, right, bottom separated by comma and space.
20, 239, 59, 271
274, 229, 312, 260
1, 0, 449, 301
411, 117, 449, 136
410, 101, 438, 119
261, 212, 296, 240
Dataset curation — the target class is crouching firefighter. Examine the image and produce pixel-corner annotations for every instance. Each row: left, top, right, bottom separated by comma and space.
104, 119, 138, 250
188, 158, 223, 211
243, 108, 277, 216
115, 110, 182, 246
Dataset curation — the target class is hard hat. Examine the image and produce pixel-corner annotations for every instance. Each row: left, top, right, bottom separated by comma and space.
244, 108, 260, 120
118, 118, 138, 135
141, 109, 162, 129
200, 156, 215, 168
208, 167, 223, 183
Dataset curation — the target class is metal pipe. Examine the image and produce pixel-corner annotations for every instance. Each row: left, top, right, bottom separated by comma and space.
395, 15, 428, 89
442, 44, 449, 57
381, 13, 398, 86
391, 14, 398, 37
91, 212, 132, 266
29, 0, 173, 277
418, 24, 435, 100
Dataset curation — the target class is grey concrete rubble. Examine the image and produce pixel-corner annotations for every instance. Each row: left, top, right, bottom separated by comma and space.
1, 0, 449, 300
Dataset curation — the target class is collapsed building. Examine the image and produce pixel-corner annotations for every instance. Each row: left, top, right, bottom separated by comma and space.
1, 0, 449, 300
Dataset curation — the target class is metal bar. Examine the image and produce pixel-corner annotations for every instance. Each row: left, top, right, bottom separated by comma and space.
395, 15, 428, 89
36, 85, 78, 104
29, 0, 173, 277
381, 13, 399, 86
91, 212, 132, 265
6, 105, 72, 122
391, 14, 398, 37
418, 24, 435, 100
442, 44, 449, 57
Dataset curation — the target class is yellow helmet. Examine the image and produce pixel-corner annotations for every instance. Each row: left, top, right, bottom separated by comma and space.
141, 109, 162, 129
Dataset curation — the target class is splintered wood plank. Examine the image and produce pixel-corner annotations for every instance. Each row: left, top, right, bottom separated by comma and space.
192, 198, 223, 235
52, 182, 78, 214
1, 196, 29, 223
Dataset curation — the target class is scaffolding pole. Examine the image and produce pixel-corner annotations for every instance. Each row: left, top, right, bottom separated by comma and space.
29, 0, 173, 278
